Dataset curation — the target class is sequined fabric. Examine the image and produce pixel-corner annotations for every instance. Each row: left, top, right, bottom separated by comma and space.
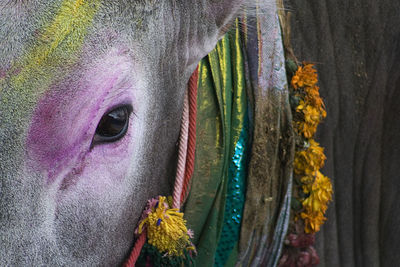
215, 124, 249, 266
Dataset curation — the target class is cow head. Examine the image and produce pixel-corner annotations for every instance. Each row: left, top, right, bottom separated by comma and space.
0, 0, 248, 265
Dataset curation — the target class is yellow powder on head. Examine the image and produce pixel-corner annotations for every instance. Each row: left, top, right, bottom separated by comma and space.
11, 0, 101, 90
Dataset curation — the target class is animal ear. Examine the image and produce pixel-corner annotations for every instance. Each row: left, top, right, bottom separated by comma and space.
179, 0, 246, 64
176, 0, 251, 66
207, 0, 246, 35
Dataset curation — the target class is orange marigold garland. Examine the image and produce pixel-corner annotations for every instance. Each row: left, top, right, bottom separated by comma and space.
279, 62, 333, 267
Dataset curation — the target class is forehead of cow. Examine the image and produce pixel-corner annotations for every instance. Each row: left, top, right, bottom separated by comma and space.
0, 1, 202, 147
0, 1, 177, 96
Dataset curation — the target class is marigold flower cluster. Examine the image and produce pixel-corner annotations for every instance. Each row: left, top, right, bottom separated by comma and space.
294, 139, 326, 176
292, 64, 326, 138
291, 64, 317, 88
300, 171, 333, 233
137, 196, 194, 256
291, 63, 333, 234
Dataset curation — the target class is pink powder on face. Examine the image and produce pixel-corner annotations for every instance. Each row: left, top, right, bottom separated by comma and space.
26, 48, 141, 185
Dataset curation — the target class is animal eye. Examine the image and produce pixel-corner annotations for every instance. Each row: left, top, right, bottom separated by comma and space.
92, 105, 131, 145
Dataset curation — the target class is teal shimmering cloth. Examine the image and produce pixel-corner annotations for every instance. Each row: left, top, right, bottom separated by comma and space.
215, 121, 249, 266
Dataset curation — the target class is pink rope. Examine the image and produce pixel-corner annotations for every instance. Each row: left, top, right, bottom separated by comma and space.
173, 89, 190, 209
181, 67, 198, 203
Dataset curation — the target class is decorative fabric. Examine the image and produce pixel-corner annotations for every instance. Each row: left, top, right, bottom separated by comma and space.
126, 2, 302, 267
184, 3, 294, 267
183, 23, 248, 266
236, 8, 294, 267
214, 20, 249, 267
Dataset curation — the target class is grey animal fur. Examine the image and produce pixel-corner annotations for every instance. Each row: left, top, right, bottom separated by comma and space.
0, 0, 264, 265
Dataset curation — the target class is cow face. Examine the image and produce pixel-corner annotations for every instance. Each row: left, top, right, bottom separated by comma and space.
0, 0, 245, 265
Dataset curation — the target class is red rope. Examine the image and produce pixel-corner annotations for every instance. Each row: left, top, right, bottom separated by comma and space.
123, 230, 147, 267
180, 67, 198, 204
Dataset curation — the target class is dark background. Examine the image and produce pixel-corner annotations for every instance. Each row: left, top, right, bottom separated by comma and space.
285, 0, 400, 266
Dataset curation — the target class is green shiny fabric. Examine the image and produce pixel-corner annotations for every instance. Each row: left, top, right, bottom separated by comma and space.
184, 22, 247, 267
214, 20, 249, 266
184, 6, 294, 266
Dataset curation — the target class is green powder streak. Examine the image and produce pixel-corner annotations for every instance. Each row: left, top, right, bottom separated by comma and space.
1, 0, 101, 114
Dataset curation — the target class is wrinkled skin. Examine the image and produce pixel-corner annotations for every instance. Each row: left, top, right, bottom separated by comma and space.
0, 1, 246, 265
286, 0, 400, 266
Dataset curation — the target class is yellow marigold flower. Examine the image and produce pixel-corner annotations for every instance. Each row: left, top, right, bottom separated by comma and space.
138, 196, 192, 256
301, 171, 333, 233
312, 172, 333, 206
291, 64, 318, 89
291, 73, 301, 89
305, 86, 326, 118
302, 182, 330, 213
300, 175, 314, 193
295, 101, 325, 138
294, 140, 326, 175
303, 105, 320, 125
300, 210, 326, 233
296, 121, 318, 139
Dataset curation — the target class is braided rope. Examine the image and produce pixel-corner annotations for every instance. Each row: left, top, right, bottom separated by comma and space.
180, 67, 198, 203
123, 230, 147, 267
172, 89, 190, 209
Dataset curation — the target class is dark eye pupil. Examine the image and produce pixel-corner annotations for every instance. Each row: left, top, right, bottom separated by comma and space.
97, 108, 127, 137
93, 105, 130, 145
